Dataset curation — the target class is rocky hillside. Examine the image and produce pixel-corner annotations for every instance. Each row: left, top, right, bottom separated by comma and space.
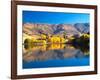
74, 23, 89, 33
23, 23, 89, 37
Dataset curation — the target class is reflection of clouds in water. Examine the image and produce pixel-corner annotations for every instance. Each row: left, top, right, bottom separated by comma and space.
23, 44, 88, 62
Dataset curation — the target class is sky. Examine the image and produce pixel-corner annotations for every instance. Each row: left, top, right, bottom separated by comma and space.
23, 11, 90, 24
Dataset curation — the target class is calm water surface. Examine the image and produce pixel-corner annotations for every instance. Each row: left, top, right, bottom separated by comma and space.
23, 44, 90, 69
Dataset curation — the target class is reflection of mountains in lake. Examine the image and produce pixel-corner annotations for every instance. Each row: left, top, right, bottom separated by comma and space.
23, 44, 89, 62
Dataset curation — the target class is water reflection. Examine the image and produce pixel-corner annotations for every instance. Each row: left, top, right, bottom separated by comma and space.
23, 43, 89, 62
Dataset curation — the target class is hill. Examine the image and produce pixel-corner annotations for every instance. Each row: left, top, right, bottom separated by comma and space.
23, 23, 89, 37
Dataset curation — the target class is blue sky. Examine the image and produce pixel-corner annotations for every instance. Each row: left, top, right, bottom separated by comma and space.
23, 11, 90, 24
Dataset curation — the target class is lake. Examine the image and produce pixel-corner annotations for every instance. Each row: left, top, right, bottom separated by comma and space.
23, 44, 90, 69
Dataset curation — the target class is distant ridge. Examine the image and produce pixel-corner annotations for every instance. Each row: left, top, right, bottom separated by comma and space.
23, 23, 89, 37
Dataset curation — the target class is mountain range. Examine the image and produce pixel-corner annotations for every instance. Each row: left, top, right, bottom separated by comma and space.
23, 23, 89, 37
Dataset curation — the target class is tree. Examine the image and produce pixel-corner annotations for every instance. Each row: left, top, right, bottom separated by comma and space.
63, 32, 66, 38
